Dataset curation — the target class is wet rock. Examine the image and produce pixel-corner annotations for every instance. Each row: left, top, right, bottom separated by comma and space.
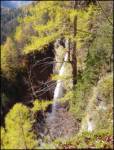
46, 110, 80, 140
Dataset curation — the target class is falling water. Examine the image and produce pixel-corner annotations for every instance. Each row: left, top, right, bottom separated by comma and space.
87, 119, 93, 132
99, 104, 107, 110
52, 52, 68, 113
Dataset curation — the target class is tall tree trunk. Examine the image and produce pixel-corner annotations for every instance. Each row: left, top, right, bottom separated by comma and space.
19, 111, 28, 149
72, 0, 78, 86
68, 38, 71, 62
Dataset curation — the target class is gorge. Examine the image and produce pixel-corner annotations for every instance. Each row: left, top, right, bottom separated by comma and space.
1, 1, 113, 149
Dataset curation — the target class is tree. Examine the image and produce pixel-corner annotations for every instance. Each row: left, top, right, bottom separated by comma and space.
17, 1, 97, 87
1, 127, 6, 149
4, 103, 38, 149
71, 1, 78, 86
1, 37, 19, 80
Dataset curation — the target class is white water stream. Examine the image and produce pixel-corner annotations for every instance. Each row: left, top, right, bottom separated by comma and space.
87, 119, 93, 132
52, 52, 68, 113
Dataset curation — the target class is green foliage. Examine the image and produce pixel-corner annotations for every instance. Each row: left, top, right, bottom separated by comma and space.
69, 82, 92, 119
97, 74, 113, 104
76, 5, 98, 49
85, 20, 112, 75
1, 93, 9, 109
95, 74, 113, 130
1, 1, 113, 149
1, 127, 6, 149
15, 24, 35, 50
1, 7, 20, 43
1, 93, 9, 117
32, 100, 52, 113
68, 15, 113, 119
1, 37, 19, 80
24, 32, 60, 54
80, 73, 113, 133
11, 1, 97, 54
48, 129, 113, 149
3, 103, 38, 149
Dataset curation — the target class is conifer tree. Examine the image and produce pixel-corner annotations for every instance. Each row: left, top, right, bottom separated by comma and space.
1, 37, 18, 79
1, 127, 6, 149
4, 103, 38, 149
1, 1, 98, 82
14, 1, 97, 86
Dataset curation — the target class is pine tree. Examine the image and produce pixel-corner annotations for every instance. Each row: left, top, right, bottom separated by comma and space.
4, 103, 38, 149
1, 127, 6, 149
13, 1, 97, 86
1, 37, 18, 79
1, 1, 98, 82
71, 1, 78, 86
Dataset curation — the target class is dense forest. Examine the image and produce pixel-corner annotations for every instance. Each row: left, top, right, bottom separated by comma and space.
1, 1, 113, 149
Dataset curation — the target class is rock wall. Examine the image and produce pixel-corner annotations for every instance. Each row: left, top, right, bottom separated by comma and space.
80, 73, 113, 132
23, 43, 55, 102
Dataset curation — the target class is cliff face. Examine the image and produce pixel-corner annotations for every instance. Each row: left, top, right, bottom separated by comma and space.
22, 43, 55, 102
1, 43, 55, 125
80, 73, 113, 132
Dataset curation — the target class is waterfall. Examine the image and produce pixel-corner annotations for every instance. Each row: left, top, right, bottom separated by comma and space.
52, 52, 68, 113
87, 119, 93, 132
99, 104, 107, 110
